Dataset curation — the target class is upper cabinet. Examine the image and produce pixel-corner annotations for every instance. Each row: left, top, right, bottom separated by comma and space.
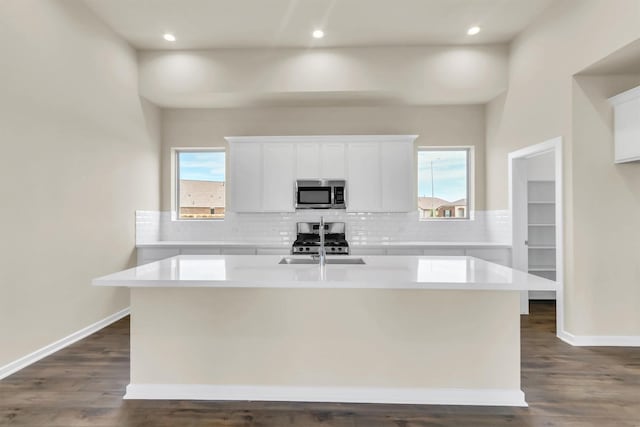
228, 141, 263, 212
609, 85, 640, 163
295, 142, 346, 179
346, 139, 416, 212
226, 135, 418, 213
228, 139, 295, 213
262, 143, 295, 211
347, 143, 382, 212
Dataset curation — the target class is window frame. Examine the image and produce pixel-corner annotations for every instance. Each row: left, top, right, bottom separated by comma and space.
172, 147, 227, 221
417, 146, 473, 221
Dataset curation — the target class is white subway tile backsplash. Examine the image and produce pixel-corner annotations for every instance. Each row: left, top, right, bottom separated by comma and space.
136, 209, 512, 245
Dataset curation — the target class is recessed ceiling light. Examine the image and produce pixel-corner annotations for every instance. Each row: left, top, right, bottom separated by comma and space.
312, 29, 324, 39
163, 33, 176, 42
467, 26, 481, 36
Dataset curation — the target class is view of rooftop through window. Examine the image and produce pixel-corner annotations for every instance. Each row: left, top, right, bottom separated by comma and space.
417, 149, 469, 219
177, 151, 226, 219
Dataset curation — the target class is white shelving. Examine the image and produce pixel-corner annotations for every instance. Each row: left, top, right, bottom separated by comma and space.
527, 181, 556, 293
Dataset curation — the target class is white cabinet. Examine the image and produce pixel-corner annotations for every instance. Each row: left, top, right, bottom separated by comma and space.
609, 85, 640, 163
228, 135, 417, 213
228, 140, 294, 212
347, 140, 415, 212
321, 143, 346, 178
347, 143, 382, 212
381, 142, 415, 212
262, 143, 295, 211
350, 247, 386, 256
295, 142, 346, 179
295, 144, 321, 178
229, 142, 262, 212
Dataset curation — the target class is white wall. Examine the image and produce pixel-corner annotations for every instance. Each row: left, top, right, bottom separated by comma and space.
570, 74, 640, 335
0, 0, 161, 368
485, 0, 640, 337
139, 46, 509, 108
161, 106, 487, 213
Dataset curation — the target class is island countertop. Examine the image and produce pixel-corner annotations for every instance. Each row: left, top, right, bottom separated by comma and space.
93, 255, 556, 292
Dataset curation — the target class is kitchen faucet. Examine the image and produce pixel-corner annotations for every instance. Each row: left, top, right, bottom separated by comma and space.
318, 216, 326, 267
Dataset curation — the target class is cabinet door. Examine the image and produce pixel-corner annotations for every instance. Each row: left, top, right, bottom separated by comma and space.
221, 248, 256, 255
346, 143, 382, 212
262, 143, 295, 212
229, 142, 262, 212
381, 142, 415, 212
320, 143, 346, 179
295, 143, 321, 178
614, 97, 640, 163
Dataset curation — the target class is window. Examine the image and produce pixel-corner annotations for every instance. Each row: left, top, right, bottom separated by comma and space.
417, 148, 470, 219
176, 150, 225, 219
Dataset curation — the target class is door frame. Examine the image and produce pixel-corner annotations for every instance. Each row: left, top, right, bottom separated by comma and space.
508, 137, 564, 335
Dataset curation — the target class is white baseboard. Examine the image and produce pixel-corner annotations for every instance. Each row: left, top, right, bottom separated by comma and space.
0, 307, 130, 380
558, 330, 640, 347
125, 384, 527, 407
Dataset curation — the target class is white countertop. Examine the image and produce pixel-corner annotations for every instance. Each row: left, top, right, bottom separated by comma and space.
136, 241, 511, 248
93, 255, 554, 291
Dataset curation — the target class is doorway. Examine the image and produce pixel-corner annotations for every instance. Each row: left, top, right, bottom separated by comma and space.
509, 137, 563, 336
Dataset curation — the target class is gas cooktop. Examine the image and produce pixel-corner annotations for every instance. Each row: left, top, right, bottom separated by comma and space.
291, 222, 349, 255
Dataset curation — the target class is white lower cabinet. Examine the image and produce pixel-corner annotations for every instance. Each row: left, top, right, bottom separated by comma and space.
220, 248, 256, 255
350, 248, 386, 256
423, 248, 465, 256
386, 248, 423, 255
256, 248, 290, 255
181, 248, 222, 255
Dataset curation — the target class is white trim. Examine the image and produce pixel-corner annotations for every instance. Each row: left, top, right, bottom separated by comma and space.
508, 137, 563, 331
416, 146, 473, 220
0, 308, 130, 380
171, 147, 227, 221
558, 331, 640, 347
608, 84, 640, 106
124, 384, 527, 407
224, 135, 419, 144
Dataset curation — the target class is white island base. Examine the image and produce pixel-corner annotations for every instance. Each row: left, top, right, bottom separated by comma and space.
127, 288, 523, 406
94, 255, 557, 407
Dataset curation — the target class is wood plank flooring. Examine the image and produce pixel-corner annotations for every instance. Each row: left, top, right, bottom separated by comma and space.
1, 301, 639, 426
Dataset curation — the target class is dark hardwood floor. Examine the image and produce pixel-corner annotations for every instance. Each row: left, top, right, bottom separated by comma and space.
1, 301, 639, 426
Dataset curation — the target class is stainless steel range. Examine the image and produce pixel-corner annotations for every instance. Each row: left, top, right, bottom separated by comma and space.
292, 222, 349, 255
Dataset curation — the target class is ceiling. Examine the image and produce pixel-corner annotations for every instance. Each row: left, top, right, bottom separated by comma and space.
84, 0, 555, 50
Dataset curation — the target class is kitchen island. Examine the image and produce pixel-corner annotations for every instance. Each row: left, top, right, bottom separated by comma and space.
93, 255, 556, 407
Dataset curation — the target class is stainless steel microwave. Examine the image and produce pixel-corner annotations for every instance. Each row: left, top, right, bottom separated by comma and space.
295, 179, 346, 209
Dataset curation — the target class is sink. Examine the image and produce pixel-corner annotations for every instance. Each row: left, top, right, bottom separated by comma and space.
326, 258, 365, 265
278, 257, 318, 265
278, 257, 366, 265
